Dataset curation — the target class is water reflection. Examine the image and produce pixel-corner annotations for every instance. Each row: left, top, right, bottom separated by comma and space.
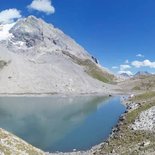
0, 96, 125, 152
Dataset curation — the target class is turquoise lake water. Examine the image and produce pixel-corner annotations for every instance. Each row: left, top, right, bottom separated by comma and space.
0, 96, 125, 152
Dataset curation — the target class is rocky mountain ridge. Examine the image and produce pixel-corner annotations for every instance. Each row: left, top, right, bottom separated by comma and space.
0, 16, 115, 94
135, 71, 151, 77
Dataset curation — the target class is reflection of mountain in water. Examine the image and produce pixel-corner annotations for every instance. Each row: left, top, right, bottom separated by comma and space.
0, 96, 110, 150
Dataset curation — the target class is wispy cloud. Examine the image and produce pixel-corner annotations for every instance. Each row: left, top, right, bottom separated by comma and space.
0, 9, 22, 24
117, 64, 132, 75
112, 66, 118, 69
136, 54, 144, 57
120, 64, 131, 71
28, 0, 55, 15
125, 60, 129, 64
132, 59, 155, 68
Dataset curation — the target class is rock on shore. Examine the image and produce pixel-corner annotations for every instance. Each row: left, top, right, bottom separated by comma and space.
132, 106, 155, 131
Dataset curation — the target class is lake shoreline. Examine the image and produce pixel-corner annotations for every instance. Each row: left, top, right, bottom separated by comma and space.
92, 92, 155, 155
45, 96, 129, 155
0, 91, 129, 97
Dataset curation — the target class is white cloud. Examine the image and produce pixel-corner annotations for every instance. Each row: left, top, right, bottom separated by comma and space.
0, 9, 21, 24
120, 64, 131, 71
112, 66, 118, 69
118, 70, 133, 75
125, 60, 129, 64
136, 54, 144, 57
28, 0, 55, 14
118, 64, 132, 75
0, 23, 15, 41
132, 59, 155, 68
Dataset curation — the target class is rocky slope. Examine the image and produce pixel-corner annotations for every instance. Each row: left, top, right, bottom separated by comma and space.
0, 16, 115, 94
132, 106, 155, 131
0, 128, 44, 155
135, 71, 151, 77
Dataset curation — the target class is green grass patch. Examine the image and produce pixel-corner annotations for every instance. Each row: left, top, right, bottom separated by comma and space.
131, 75, 155, 91
132, 86, 141, 91
62, 51, 115, 83
133, 91, 155, 101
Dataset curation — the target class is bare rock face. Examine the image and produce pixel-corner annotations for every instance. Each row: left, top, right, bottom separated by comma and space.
10, 16, 44, 47
0, 15, 114, 94
9, 16, 90, 59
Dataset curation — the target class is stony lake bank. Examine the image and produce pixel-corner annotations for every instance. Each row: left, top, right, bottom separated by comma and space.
93, 91, 155, 155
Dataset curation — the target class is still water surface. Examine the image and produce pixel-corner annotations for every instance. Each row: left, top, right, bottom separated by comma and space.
0, 96, 125, 152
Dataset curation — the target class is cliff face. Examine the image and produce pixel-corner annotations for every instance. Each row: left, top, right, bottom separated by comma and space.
0, 16, 114, 94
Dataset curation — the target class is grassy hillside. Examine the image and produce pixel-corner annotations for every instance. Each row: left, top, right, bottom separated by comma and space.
62, 51, 115, 83
131, 75, 155, 91
118, 75, 155, 93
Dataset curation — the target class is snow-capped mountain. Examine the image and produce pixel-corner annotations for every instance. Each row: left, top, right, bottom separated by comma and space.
135, 71, 151, 77
120, 73, 131, 78
116, 72, 132, 82
0, 16, 114, 94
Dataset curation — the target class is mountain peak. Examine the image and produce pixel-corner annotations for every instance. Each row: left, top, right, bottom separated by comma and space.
135, 71, 151, 76
7, 15, 90, 59
120, 73, 131, 77
22, 15, 48, 26
26, 15, 39, 21
9, 16, 46, 47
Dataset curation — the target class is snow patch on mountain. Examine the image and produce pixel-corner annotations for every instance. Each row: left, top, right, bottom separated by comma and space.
0, 23, 15, 41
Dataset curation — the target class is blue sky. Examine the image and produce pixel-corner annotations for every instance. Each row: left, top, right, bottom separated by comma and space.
1, 0, 155, 75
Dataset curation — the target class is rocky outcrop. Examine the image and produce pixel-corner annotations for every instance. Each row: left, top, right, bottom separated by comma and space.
0, 60, 8, 69
132, 106, 155, 131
